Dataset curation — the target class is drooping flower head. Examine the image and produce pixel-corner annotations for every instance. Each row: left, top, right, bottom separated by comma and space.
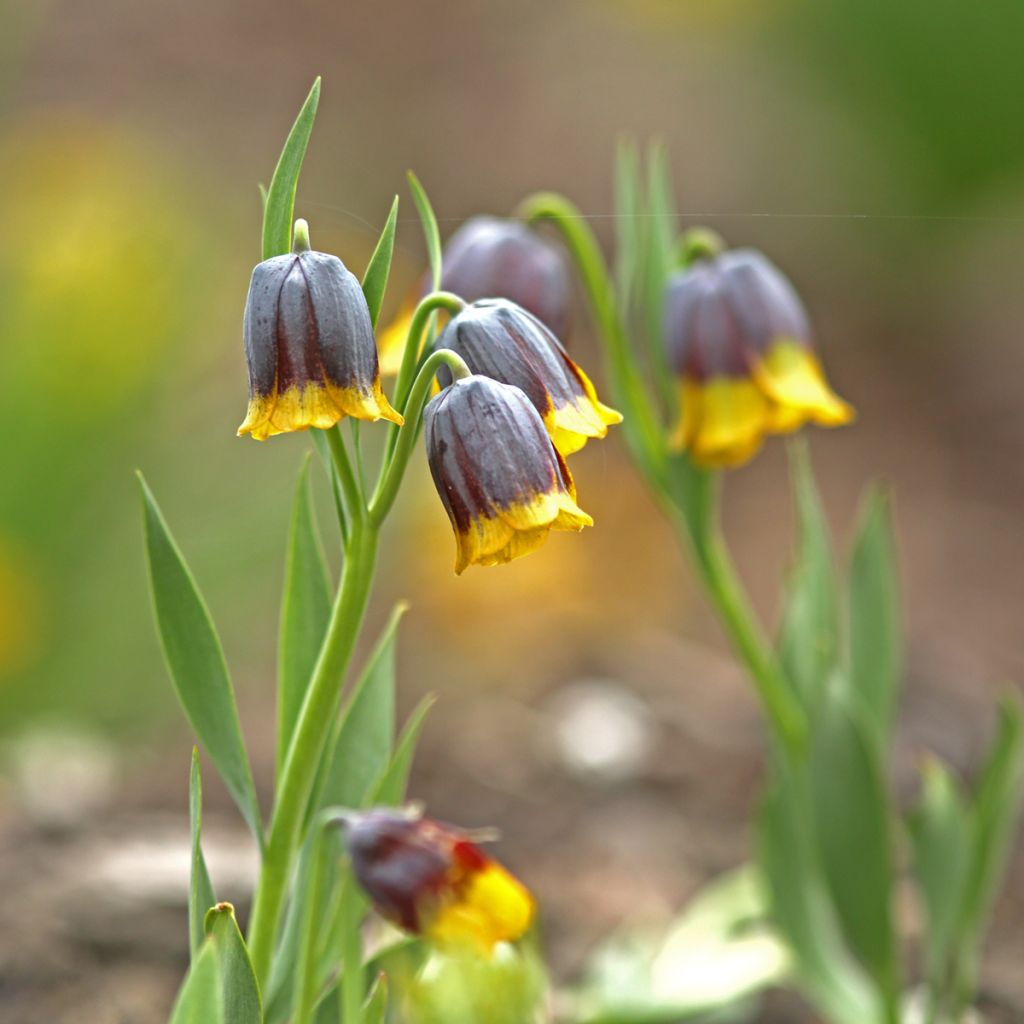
664, 247, 853, 467
424, 375, 592, 573
434, 299, 622, 456
238, 225, 401, 439
343, 807, 535, 953
378, 216, 572, 373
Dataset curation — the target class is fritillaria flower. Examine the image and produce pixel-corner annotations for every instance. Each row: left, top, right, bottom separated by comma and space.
343, 807, 535, 953
664, 248, 853, 467
434, 299, 621, 456
424, 375, 592, 573
238, 225, 402, 440
378, 216, 572, 373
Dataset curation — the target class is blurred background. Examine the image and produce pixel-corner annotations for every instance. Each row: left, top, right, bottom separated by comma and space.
2, 1, 1023, 1020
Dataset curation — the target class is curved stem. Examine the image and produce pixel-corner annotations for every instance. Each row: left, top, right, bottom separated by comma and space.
672, 472, 806, 753
247, 435, 379, 984
390, 291, 466, 421
369, 348, 471, 526
518, 191, 667, 489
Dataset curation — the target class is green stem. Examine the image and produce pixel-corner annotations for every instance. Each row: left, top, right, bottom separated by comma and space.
248, 504, 379, 987
326, 426, 364, 519
390, 291, 466, 422
369, 348, 471, 526
672, 471, 806, 753
519, 191, 667, 489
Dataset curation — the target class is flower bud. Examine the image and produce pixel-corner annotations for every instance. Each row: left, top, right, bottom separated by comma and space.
343, 807, 535, 953
238, 237, 402, 440
664, 248, 853, 467
424, 375, 592, 573
434, 299, 621, 456
378, 216, 572, 373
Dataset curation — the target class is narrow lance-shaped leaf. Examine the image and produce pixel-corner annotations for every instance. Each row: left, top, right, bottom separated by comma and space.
758, 759, 879, 1024
189, 748, 217, 962
778, 443, 840, 709
908, 755, 969, 988
170, 938, 224, 1024
277, 455, 333, 781
809, 681, 899, 1002
848, 485, 902, 740
316, 603, 406, 814
613, 138, 642, 310
205, 902, 264, 1024
958, 694, 1024, 948
407, 170, 442, 291
262, 77, 321, 260
139, 474, 262, 841
361, 196, 400, 328
372, 693, 436, 806
362, 973, 389, 1024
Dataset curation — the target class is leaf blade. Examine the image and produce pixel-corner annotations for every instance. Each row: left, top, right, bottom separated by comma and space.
361, 196, 400, 329
407, 171, 442, 291
262, 77, 321, 260
189, 748, 217, 962
205, 903, 264, 1024
277, 455, 333, 781
170, 938, 224, 1024
848, 486, 902, 739
139, 474, 262, 841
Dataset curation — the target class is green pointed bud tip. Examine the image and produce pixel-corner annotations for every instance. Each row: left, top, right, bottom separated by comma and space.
678, 226, 726, 267
293, 218, 311, 253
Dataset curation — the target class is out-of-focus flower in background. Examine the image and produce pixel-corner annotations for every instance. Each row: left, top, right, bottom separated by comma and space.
378, 217, 572, 374
343, 806, 535, 953
435, 299, 621, 456
424, 375, 593, 573
238, 224, 402, 439
664, 246, 853, 467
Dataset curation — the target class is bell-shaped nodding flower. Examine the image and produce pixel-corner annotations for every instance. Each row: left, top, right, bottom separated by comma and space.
378, 216, 572, 373
238, 231, 402, 440
664, 248, 853, 467
424, 375, 592, 573
434, 299, 622, 457
343, 807, 535, 953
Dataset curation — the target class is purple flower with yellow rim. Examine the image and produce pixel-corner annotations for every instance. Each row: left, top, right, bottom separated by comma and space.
665, 248, 853, 467
434, 299, 622, 457
378, 216, 572, 374
343, 807, 534, 954
238, 226, 402, 440
425, 375, 592, 573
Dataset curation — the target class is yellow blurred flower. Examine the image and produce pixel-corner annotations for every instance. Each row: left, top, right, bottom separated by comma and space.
344, 807, 534, 954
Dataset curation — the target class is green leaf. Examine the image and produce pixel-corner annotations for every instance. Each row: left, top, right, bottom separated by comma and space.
909, 756, 969, 986
139, 474, 262, 841
959, 693, 1024, 946
613, 139, 641, 309
205, 903, 263, 1024
361, 196, 400, 328
277, 456, 333, 780
848, 486, 902, 740
407, 171, 442, 291
310, 429, 349, 546
262, 77, 321, 260
809, 683, 898, 999
189, 748, 217, 962
371, 692, 435, 805
317, 602, 407, 812
640, 142, 677, 414
362, 972, 388, 1024
758, 766, 879, 1024
170, 938, 224, 1024
778, 443, 840, 709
